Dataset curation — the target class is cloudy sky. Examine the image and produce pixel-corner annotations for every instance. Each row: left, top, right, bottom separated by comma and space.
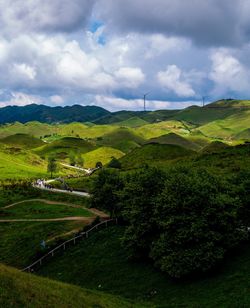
0, 0, 250, 111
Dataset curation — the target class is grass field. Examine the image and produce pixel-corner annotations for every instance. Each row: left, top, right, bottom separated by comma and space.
1, 200, 93, 220
0, 263, 140, 308
37, 226, 250, 307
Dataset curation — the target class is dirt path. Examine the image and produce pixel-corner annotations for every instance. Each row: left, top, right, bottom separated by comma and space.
0, 217, 93, 223
3, 199, 109, 219
3, 199, 83, 209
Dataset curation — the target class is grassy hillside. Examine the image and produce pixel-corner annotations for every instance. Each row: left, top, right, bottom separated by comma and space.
83, 147, 125, 168
97, 128, 145, 153
115, 116, 149, 128
0, 263, 138, 308
0, 146, 47, 179
120, 143, 194, 169
136, 120, 191, 139
37, 226, 250, 307
201, 141, 230, 153
146, 132, 201, 151
0, 134, 45, 149
35, 137, 95, 159
0, 122, 56, 139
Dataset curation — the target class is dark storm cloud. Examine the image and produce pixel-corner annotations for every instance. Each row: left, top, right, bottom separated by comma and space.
0, 0, 96, 35
99, 0, 250, 47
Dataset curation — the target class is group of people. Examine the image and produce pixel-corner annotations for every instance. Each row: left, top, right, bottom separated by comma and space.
34, 179, 53, 189
34, 178, 73, 192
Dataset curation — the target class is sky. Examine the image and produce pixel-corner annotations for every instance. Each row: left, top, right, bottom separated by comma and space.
0, 0, 250, 111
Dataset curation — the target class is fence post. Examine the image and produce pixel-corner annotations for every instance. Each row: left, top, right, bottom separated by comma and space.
86, 232, 89, 238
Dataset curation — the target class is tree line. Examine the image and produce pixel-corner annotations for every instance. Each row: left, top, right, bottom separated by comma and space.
90, 166, 250, 278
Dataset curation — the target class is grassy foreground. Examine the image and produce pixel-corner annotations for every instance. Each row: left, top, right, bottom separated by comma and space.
38, 226, 250, 307
0, 263, 140, 308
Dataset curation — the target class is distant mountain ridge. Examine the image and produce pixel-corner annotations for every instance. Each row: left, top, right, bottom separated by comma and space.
0, 104, 110, 124
0, 99, 249, 125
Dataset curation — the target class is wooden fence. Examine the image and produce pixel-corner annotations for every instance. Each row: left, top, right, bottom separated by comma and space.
22, 218, 117, 273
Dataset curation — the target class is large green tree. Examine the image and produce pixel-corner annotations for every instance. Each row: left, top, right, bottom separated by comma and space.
90, 169, 124, 218
122, 167, 246, 278
121, 167, 166, 258
47, 156, 57, 178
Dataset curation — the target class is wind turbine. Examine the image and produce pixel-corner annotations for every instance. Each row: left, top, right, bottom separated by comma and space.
143, 92, 150, 112
201, 96, 208, 107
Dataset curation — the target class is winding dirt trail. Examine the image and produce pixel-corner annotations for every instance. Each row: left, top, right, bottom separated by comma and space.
0, 217, 93, 223
1, 199, 109, 223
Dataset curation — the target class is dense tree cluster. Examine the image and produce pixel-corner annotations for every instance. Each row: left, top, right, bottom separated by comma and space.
90, 166, 249, 278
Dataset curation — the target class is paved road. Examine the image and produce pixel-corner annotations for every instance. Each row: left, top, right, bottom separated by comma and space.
33, 183, 90, 198
60, 163, 100, 175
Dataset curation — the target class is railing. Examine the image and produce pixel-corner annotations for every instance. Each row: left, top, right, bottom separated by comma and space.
22, 218, 117, 273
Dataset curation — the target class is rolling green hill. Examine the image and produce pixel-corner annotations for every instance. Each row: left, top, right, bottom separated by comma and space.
201, 141, 230, 153
83, 147, 125, 168
146, 132, 201, 151
0, 145, 47, 179
0, 134, 45, 149
35, 137, 95, 159
115, 116, 149, 128
97, 128, 145, 153
0, 263, 138, 308
120, 143, 194, 169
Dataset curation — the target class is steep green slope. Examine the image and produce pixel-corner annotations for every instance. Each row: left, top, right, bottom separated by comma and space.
97, 128, 145, 153
37, 226, 250, 307
0, 146, 46, 179
120, 143, 194, 169
0, 134, 45, 149
0, 263, 137, 308
83, 147, 125, 168
201, 141, 230, 153
147, 132, 201, 151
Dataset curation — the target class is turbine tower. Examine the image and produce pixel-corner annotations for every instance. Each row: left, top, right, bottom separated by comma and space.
143, 92, 150, 112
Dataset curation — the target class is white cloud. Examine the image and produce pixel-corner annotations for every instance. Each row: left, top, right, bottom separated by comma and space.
0, 92, 42, 107
145, 34, 189, 59
12, 63, 37, 81
50, 95, 64, 105
94, 95, 171, 111
209, 49, 250, 95
114, 67, 145, 88
158, 65, 196, 97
